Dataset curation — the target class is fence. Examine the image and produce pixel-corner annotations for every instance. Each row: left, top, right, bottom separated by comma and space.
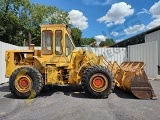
0, 41, 20, 84
76, 47, 127, 65
128, 41, 158, 78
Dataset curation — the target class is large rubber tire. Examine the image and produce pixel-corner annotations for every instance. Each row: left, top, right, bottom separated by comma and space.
9, 67, 43, 99
82, 65, 115, 98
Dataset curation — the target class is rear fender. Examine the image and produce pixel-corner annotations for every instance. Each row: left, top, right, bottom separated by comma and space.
33, 56, 45, 74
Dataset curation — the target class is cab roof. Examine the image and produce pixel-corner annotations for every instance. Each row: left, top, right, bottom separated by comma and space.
40, 24, 66, 28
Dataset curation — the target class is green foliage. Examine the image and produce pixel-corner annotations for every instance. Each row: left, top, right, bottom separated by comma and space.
0, 25, 5, 36
81, 38, 96, 46
71, 28, 82, 46
99, 39, 115, 47
0, 0, 70, 46
70, 28, 96, 47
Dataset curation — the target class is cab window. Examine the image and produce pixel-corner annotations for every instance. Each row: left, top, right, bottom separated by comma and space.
42, 30, 53, 55
65, 34, 74, 56
55, 30, 62, 55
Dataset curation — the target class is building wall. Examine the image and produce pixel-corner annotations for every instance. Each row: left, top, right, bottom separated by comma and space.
145, 30, 160, 66
128, 41, 158, 78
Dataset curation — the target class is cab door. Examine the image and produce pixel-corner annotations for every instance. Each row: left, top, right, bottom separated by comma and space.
54, 28, 70, 67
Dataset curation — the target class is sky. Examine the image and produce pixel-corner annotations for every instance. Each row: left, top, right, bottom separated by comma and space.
31, 0, 160, 43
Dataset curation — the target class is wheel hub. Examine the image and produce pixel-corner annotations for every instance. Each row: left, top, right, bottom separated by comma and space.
19, 78, 29, 88
15, 76, 32, 93
93, 78, 103, 88
90, 73, 109, 92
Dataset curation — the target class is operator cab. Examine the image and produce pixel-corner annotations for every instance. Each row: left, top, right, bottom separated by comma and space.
40, 24, 75, 57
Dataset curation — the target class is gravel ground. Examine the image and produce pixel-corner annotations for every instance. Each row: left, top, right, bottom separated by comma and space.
0, 80, 160, 120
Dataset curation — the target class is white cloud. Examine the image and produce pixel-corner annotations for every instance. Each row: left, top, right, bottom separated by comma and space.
94, 35, 107, 45
97, 2, 134, 25
124, 24, 145, 35
110, 31, 119, 36
146, 18, 160, 29
107, 22, 113, 27
82, 0, 115, 6
146, 1, 160, 30
149, 1, 160, 18
137, 8, 149, 15
68, 10, 88, 30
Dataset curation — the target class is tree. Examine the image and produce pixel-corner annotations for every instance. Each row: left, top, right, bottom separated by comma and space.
0, 25, 5, 36
30, 5, 70, 45
71, 28, 82, 46
0, 0, 70, 46
0, 0, 32, 45
81, 38, 96, 46
46, 6, 70, 25
99, 39, 115, 47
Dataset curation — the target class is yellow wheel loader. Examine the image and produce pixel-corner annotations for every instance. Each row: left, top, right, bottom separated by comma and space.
5, 24, 157, 99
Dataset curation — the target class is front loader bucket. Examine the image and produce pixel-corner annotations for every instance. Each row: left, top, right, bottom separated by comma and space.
112, 62, 158, 99
131, 73, 157, 99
